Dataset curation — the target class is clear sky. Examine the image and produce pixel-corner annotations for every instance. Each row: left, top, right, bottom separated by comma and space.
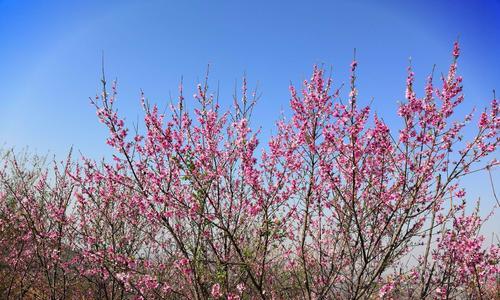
0, 1, 499, 233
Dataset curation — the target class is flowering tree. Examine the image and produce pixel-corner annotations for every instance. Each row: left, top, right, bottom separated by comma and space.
0, 151, 81, 299
1, 42, 498, 299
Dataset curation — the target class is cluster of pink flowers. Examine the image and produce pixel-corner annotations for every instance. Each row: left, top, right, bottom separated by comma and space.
433, 212, 499, 297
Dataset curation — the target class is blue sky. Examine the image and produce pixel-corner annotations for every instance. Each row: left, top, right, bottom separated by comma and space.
0, 1, 499, 231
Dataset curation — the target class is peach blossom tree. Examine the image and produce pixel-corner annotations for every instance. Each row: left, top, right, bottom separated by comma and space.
0, 42, 498, 299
